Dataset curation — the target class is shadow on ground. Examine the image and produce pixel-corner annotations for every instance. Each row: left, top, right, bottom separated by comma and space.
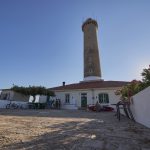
0, 109, 115, 119
1, 110, 150, 150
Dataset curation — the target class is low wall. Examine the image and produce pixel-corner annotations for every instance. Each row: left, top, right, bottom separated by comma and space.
62, 104, 78, 110
0, 100, 10, 108
0, 100, 28, 109
130, 86, 150, 128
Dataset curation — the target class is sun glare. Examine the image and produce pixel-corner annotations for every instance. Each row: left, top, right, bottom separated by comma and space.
134, 62, 149, 80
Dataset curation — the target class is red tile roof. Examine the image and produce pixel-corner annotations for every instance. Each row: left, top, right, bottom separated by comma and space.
50, 80, 129, 91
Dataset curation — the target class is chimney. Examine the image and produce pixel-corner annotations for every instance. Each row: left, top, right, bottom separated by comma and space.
62, 82, 65, 86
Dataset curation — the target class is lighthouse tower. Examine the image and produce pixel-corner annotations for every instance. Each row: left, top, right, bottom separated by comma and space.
82, 18, 102, 81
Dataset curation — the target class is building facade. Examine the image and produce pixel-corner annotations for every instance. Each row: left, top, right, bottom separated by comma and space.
50, 81, 129, 109
0, 90, 29, 102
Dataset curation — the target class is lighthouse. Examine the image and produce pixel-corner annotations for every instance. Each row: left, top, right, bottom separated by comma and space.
82, 18, 102, 81
50, 18, 129, 110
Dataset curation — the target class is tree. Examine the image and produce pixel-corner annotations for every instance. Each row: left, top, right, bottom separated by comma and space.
115, 65, 150, 101
141, 66, 150, 87
11, 85, 54, 103
115, 80, 142, 101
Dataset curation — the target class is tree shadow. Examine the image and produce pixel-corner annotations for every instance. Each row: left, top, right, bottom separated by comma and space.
1, 120, 101, 150
1, 117, 150, 150
0, 109, 116, 120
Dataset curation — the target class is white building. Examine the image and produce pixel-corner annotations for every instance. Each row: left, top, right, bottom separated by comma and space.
50, 81, 129, 109
0, 89, 29, 102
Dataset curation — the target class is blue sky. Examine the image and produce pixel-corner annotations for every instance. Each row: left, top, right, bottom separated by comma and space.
0, 0, 150, 89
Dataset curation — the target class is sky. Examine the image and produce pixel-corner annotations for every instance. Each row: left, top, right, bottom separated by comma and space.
0, 0, 150, 89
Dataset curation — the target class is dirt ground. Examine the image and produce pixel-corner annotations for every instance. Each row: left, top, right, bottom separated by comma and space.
0, 109, 150, 150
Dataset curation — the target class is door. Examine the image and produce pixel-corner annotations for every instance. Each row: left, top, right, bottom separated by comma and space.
81, 93, 87, 107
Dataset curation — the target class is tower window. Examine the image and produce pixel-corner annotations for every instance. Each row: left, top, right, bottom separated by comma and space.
98, 93, 109, 104
89, 69, 93, 73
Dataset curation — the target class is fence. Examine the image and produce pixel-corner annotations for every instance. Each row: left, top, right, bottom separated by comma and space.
0, 100, 28, 109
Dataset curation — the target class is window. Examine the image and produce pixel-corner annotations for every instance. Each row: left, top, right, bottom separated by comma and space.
98, 93, 109, 104
65, 94, 70, 103
89, 69, 93, 73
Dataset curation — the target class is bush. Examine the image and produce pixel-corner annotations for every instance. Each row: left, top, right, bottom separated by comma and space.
116, 65, 150, 100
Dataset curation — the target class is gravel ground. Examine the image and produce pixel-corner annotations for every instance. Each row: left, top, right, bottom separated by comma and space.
0, 109, 150, 150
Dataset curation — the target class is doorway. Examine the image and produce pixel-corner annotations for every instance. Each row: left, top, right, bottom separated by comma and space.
81, 93, 87, 108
